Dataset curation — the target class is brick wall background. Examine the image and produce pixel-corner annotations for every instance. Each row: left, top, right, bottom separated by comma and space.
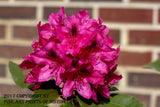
0, 0, 160, 107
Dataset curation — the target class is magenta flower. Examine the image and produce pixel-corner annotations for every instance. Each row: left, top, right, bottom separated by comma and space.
92, 64, 122, 103
19, 7, 122, 102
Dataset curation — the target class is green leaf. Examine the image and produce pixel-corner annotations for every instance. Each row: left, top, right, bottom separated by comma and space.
0, 89, 60, 107
20, 101, 46, 107
76, 95, 96, 107
76, 94, 145, 107
76, 95, 122, 107
9, 61, 30, 88
110, 94, 146, 107
60, 102, 76, 107
0, 97, 24, 107
109, 86, 119, 91
0, 97, 46, 107
144, 60, 160, 72
31, 89, 60, 105
98, 103, 123, 107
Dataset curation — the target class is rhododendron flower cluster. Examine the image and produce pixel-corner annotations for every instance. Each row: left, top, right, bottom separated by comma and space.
19, 7, 122, 102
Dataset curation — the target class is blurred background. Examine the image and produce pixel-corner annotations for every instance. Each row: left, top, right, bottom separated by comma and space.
0, 0, 160, 107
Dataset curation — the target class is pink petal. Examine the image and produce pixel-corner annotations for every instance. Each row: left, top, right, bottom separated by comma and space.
31, 82, 42, 90
102, 26, 109, 37
30, 53, 53, 65
37, 21, 41, 35
49, 7, 67, 26
109, 64, 118, 73
81, 19, 97, 30
105, 36, 114, 47
98, 16, 102, 24
98, 85, 110, 99
90, 70, 103, 77
87, 76, 104, 85
78, 10, 89, 23
45, 40, 63, 57
32, 41, 41, 51
19, 56, 36, 70
93, 60, 108, 74
45, 40, 56, 52
38, 65, 55, 82
38, 22, 53, 39
25, 72, 37, 84
37, 22, 54, 47
92, 85, 98, 103
108, 73, 122, 85
33, 50, 48, 57
54, 26, 68, 42
68, 14, 81, 26
96, 49, 119, 65
76, 78, 92, 99
55, 67, 65, 86
60, 56, 72, 68
116, 46, 120, 53
62, 80, 75, 98
96, 33, 104, 46
39, 37, 47, 47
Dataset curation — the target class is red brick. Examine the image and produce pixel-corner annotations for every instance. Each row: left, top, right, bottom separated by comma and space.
13, 26, 38, 40
132, 0, 160, 2
71, 0, 122, 1
124, 93, 150, 107
0, 84, 33, 99
117, 51, 151, 66
156, 96, 160, 107
44, 7, 93, 20
99, 8, 152, 23
0, 45, 33, 58
16, 0, 62, 1
0, 64, 6, 77
129, 30, 160, 46
0, 7, 36, 19
0, 25, 5, 38
128, 73, 160, 88
108, 29, 120, 44
159, 9, 160, 23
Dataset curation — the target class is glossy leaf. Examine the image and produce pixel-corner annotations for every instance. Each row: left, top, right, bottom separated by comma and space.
9, 61, 30, 88
0, 97, 23, 107
109, 86, 119, 91
76, 95, 122, 107
60, 102, 76, 107
76, 95, 97, 107
21, 89, 60, 107
144, 60, 160, 72
76, 93, 145, 107
0, 89, 60, 107
110, 94, 146, 107
0, 97, 45, 107
32, 89, 60, 105
98, 103, 123, 107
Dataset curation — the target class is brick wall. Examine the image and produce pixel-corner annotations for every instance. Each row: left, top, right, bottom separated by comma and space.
0, 0, 160, 107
